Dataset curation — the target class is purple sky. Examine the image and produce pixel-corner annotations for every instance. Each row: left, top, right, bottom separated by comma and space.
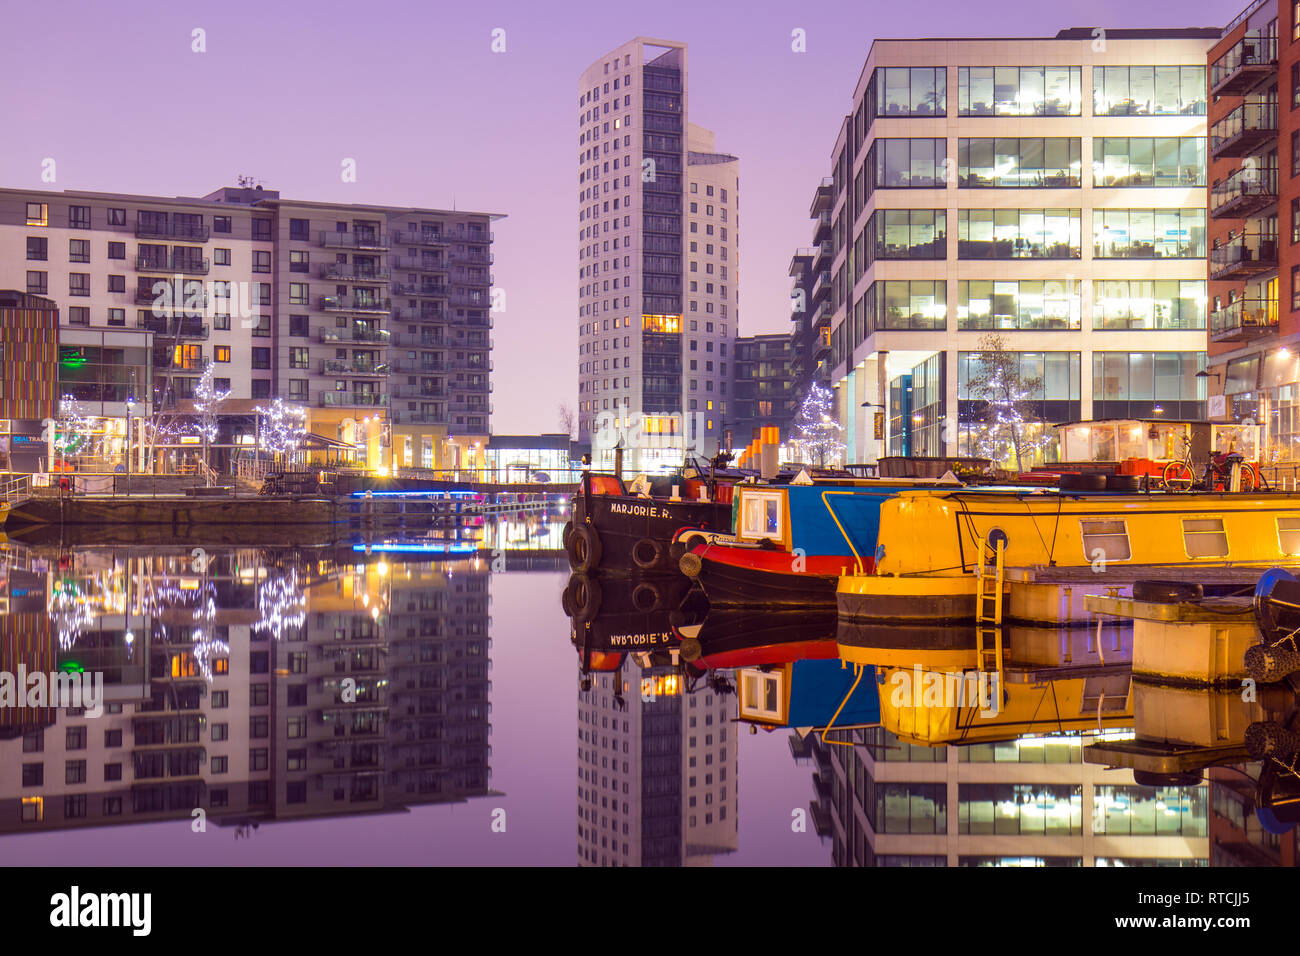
0, 0, 1234, 434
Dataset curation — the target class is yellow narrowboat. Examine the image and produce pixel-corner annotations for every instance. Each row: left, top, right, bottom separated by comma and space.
839, 489, 1300, 624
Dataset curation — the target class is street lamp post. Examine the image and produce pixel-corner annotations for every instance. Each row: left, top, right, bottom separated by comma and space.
125, 398, 134, 497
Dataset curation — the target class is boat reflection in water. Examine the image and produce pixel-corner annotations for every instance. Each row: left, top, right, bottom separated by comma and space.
0, 541, 496, 836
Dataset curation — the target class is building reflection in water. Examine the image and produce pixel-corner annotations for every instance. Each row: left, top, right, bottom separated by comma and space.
577, 651, 738, 866
0, 543, 495, 834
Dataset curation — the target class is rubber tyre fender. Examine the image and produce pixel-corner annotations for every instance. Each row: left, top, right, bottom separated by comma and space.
1133, 770, 1202, 788
567, 524, 602, 573
562, 521, 575, 551
631, 580, 664, 612
1059, 472, 1106, 492
1103, 474, 1141, 492
1132, 580, 1203, 604
567, 572, 603, 622
1245, 721, 1300, 760
1244, 643, 1300, 683
631, 536, 666, 570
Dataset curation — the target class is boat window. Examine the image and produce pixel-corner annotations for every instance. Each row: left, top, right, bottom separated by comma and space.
1080, 519, 1130, 562
739, 491, 784, 540
1278, 517, 1300, 556
1182, 517, 1228, 558
739, 668, 783, 721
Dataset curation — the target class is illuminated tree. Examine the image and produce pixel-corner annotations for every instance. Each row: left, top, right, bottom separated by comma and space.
791, 383, 845, 467
51, 395, 100, 465
966, 333, 1051, 471
255, 399, 308, 465
192, 363, 230, 484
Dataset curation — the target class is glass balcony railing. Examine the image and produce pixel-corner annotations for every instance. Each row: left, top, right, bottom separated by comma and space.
1209, 233, 1278, 279
319, 392, 389, 407
317, 231, 389, 250
1210, 165, 1277, 219
1210, 298, 1277, 341
1209, 102, 1277, 158
1210, 34, 1278, 95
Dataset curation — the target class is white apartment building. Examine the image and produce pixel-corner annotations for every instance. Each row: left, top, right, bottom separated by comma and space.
824, 29, 1221, 464
577, 39, 739, 472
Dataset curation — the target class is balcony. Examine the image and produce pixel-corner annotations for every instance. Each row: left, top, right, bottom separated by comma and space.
318, 231, 389, 250
810, 177, 835, 218
321, 359, 388, 376
813, 211, 832, 243
391, 256, 448, 273
1209, 233, 1278, 280
319, 392, 390, 408
392, 357, 447, 372
135, 221, 210, 242
448, 250, 494, 265
391, 333, 444, 349
392, 230, 449, 248
811, 270, 831, 304
392, 307, 445, 322
319, 263, 390, 282
445, 229, 491, 244
1211, 35, 1278, 97
1210, 298, 1278, 342
813, 239, 833, 273
391, 281, 449, 298
319, 327, 391, 344
390, 383, 447, 399
135, 317, 209, 339
449, 292, 489, 308
320, 294, 390, 314
136, 254, 210, 275
1210, 165, 1277, 219
1210, 102, 1277, 159
788, 248, 815, 277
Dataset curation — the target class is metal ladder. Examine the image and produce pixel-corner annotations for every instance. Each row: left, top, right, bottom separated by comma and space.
975, 537, 1005, 675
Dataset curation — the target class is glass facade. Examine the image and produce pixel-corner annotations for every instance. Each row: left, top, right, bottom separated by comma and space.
957, 736, 1082, 763
867, 138, 947, 189
1093, 785, 1207, 837
1091, 351, 1206, 419
869, 67, 947, 120
1092, 137, 1205, 187
958, 138, 1082, 188
958, 66, 1083, 116
1092, 280, 1207, 330
958, 350, 1081, 402
957, 209, 1081, 259
1093, 65, 1207, 116
865, 779, 947, 834
957, 279, 1081, 330
958, 784, 1083, 835
864, 280, 947, 331
863, 208, 946, 264
1093, 209, 1206, 259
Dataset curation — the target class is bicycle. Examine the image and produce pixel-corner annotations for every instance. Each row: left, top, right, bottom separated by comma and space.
1162, 435, 1261, 492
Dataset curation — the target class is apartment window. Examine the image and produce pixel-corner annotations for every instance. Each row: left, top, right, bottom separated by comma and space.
868, 138, 946, 189
210, 757, 228, 774
288, 379, 309, 401
252, 218, 273, 240
68, 205, 91, 229
107, 207, 126, 226
26, 202, 48, 226
69, 273, 90, 296
251, 347, 271, 369
1293, 131, 1300, 178
65, 760, 87, 784
866, 209, 947, 264
107, 274, 125, 293
252, 314, 271, 337
213, 215, 232, 234
108, 241, 125, 259
214, 378, 230, 391
289, 314, 309, 337
214, 248, 231, 266
290, 250, 309, 273
249, 749, 269, 771
251, 379, 271, 399
290, 283, 309, 305
214, 346, 231, 363
213, 314, 230, 331
250, 682, 269, 704
1292, 199, 1300, 244
103, 763, 122, 783
26, 237, 47, 260
253, 250, 272, 273
107, 308, 125, 326
67, 307, 89, 327
1292, 266, 1300, 312
251, 715, 269, 739
66, 727, 86, 750
870, 67, 948, 119
290, 218, 310, 241
211, 690, 229, 709
289, 347, 310, 369
1293, 63, 1300, 110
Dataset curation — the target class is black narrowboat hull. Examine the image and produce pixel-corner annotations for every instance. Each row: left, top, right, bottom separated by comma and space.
567, 492, 732, 574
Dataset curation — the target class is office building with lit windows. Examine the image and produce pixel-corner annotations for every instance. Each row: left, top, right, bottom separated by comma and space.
822, 30, 1220, 465
577, 39, 740, 472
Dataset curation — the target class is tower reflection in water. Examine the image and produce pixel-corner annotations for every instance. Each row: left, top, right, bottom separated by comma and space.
0, 544, 494, 834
